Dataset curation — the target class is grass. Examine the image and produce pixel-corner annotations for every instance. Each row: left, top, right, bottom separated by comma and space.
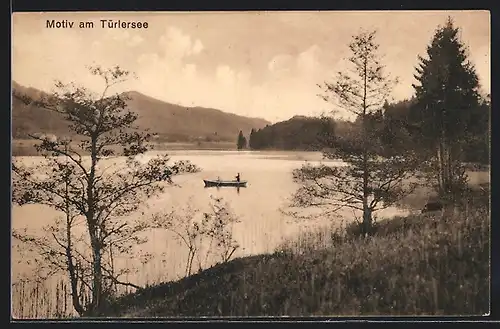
11, 279, 71, 319
96, 188, 489, 317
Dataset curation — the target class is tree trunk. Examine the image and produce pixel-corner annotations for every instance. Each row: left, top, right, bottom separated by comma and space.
362, 146, 371, 234
443, 139, 452, 195
87, 134, 104, 316
437, 143, 443, 193
438, 124, 449, 196
447, 141, 453, 192
188, 250, 195, 276
361, 56, 372, 235
63, 155, 85, 316
66, 223, 84, 316
89, 236, 103, 316
447, 141, 452, 192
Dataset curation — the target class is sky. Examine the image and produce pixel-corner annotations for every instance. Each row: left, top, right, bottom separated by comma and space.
12, 11, 490, 123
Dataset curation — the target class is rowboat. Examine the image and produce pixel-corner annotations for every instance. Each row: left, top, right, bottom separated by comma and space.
203, 179, 247, 188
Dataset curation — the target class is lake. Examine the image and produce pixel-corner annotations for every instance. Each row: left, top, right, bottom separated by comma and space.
11, 150, 411, 318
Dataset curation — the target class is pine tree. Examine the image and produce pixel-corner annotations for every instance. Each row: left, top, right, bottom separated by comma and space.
292, 30, 419, 235
249, 128, 256, 150
410, 17, 482, 196
237, 130, 246, 150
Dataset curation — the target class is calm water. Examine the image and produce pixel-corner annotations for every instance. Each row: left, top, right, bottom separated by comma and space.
11, 150, 410, 317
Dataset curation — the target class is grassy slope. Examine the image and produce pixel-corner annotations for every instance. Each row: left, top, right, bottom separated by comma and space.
101, 187, 490, 317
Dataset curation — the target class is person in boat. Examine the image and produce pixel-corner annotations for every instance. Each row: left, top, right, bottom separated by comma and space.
235, 173, 241, 182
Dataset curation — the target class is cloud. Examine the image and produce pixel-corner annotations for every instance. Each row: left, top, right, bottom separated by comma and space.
103, 29, 145, 47
182, 64, 197, 80
110, 30, 130, 41
296, 44, 321, 76
13, 28, 104, 93
192, 39, 204, 55
131, 29, 334, 121
268, 54, 294, 74
216, 65, 236, 87
133, 27, 208, 106
159, 27, 204, 61
129, 35, 145, 47
268, 45, 322, 79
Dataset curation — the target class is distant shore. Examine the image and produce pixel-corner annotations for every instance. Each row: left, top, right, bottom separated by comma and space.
11, 139, 325, 158
9, 138, 492, 174
11, 139, 240, 156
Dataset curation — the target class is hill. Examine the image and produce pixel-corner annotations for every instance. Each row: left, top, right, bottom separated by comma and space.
11, 82, 270, 142
122, 91, 269, 142
248, 115, 356, 151
12, 81, 71, 138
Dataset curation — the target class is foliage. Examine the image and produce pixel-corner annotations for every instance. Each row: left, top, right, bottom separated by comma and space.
151, 196, 241, 276
378, 99, 440, 160
248, 116, 336, 151
461, 95, 490, 163
237, 130, 247, 150
11, 65, 200, 316
409, 17, 486, 197
291, 29, 419, 234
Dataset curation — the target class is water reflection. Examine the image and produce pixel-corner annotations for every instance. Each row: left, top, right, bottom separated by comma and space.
204, 185, 246, 194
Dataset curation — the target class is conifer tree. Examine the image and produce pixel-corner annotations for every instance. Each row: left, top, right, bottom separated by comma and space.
411, 17, 482, 196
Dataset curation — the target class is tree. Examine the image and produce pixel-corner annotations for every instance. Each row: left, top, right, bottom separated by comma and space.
410, 17, 483, 197
151, 196, 241, 276
237, 130, 247, 150
291, 30, 419, 234
11, 65, 200, 316
249, 128, 256, 149
379, 98, 420, 157
463, 95, 490, 164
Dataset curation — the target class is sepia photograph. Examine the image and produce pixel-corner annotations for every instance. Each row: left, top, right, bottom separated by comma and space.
11, 10, 490, 319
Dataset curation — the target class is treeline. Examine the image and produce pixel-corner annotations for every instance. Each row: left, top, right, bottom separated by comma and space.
375, 97, 490, 164
246, 96, 489, 164
247, 116, 341, 151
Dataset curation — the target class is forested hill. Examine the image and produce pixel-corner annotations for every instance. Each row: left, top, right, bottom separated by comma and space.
246, 99, 489, 164
12, 81, 270, 142
247, 115, 352, 151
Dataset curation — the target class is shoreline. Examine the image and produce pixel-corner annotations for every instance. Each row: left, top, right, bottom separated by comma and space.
11, 139, 330, 157
11, 139, 491, 172
11, 139, 238, 156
